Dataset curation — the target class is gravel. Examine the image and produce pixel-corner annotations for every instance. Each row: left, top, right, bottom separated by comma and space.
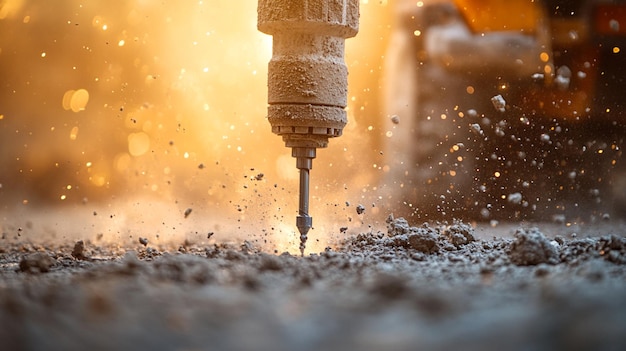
1, 216, 626, 350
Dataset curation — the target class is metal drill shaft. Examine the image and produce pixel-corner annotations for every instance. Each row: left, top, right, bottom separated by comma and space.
297, 167, 311, 255
294, 147, 315, 256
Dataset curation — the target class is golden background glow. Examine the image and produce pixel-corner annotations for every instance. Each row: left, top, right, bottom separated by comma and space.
0, 0, 391, 252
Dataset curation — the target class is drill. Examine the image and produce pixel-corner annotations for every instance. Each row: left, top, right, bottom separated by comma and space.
257, 0, 359, 255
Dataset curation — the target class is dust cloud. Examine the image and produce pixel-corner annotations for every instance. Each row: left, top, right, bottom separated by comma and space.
0, 1, 392, 253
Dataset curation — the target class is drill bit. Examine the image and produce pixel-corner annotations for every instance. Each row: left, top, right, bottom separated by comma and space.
294, 147, 315, 256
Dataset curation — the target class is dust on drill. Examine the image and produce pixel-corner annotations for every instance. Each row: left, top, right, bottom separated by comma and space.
258, 0, 360, 255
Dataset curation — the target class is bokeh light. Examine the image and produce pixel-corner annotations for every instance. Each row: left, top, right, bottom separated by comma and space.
0, 0, 391, 252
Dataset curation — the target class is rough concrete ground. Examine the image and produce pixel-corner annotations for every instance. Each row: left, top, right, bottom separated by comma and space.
1, 216, 626, 351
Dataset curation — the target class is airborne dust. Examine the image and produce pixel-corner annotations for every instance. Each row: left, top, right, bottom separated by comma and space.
0, 0, 390, 253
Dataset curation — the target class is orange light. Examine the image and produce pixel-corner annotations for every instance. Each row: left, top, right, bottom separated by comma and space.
544, 65, 552, 74
453, 0, 542, 34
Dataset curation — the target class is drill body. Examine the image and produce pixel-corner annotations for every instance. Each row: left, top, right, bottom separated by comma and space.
258, 0, 359, 254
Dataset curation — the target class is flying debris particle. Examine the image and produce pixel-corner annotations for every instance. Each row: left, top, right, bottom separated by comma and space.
520, 116, 530, 125
555, 66, 572, 91
471, 123, 483, 135
390, 115, 400, 124
198, 163, 205, 169
491, 94, 506, 112
340, 227, 348, 233
139, 237, 148, 246
356, 204, 365, 215
609, 19, 620, 32
184, 208, 193, 218
207, 232, 214, 239
540, 133, 551, 143
480, 207, 490, 218
507, 192, 523, 205
255, 173, 264, 181
467, 109, 478, 118
495, 126, 505, 137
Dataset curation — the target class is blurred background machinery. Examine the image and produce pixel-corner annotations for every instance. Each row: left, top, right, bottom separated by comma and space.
382, 0, 626, 221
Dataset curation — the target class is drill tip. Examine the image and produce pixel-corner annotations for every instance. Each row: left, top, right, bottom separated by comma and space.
297, 213, 312, 256
297, 217, 311, 256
